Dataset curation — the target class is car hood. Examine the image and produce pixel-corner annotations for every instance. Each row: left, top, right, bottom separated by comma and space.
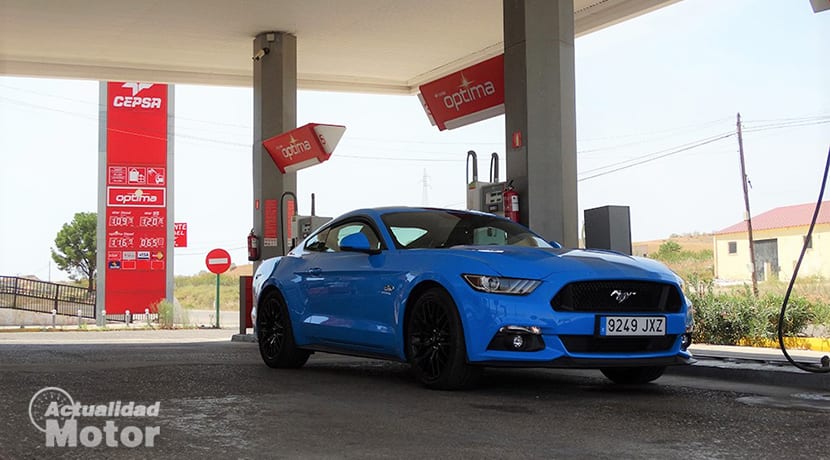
448, 246, 678, 283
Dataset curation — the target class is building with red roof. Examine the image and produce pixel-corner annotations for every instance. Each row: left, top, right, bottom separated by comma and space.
714, 201, 830, 281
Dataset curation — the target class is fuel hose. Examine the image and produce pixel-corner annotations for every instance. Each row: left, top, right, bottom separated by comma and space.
777, 146, 830, 373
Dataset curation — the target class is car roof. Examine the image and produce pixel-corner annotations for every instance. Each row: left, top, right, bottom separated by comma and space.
339, 206, 494, 219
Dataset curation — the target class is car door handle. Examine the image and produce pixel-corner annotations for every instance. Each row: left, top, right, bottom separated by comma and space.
306, 267, 322, 276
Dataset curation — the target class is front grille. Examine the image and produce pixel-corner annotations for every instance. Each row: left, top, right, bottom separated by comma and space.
551, 280, 682, 313
560, 335, 677, 354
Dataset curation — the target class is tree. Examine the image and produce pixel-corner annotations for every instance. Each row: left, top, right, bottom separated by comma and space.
654, 240, 683, 262
51, 212, 97, 291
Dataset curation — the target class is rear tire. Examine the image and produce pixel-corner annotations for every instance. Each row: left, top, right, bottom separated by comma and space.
406, 287, 480, 390
257, 291, 310, 369
600, 366, 666, 384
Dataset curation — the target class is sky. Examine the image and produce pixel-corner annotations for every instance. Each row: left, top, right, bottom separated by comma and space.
1, 0, 828, 281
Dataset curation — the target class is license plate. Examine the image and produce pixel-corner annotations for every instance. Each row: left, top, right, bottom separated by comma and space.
600, 316, 665, 336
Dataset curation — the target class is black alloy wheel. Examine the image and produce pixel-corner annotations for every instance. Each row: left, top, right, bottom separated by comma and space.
257, 291, 310, 368
406, 287, 480, 390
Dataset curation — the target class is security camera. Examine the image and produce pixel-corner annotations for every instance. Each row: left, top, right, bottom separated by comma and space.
253, 47, 270, 62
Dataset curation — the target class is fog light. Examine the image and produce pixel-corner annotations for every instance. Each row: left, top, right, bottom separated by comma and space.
487, 326, 545, 352
512, 335, 524, 349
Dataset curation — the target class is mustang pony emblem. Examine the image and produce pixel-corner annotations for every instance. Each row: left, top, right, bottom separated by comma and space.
610, 290, 637, 304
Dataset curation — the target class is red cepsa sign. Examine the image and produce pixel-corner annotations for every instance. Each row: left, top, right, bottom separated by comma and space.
104, 81, 170, 315
418, 54, 505, 131
174, 223, 187, 248
205, 248, 232, 274
262, 123, 346, 174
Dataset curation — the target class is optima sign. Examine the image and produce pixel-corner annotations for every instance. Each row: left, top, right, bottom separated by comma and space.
107, 187, 166, 207
262, 123, 346, 174
418, 55, 504, 131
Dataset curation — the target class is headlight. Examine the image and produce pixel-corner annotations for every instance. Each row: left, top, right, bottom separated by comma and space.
462, 274, 541, 295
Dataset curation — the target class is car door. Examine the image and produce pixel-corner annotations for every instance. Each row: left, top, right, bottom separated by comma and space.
297, 218, 401, 354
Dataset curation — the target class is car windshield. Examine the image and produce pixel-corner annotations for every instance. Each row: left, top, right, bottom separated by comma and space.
381, 210, 553, 250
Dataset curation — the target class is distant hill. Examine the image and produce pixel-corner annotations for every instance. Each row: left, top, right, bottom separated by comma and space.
229, 264, 254, 277
632, 234, 713, 257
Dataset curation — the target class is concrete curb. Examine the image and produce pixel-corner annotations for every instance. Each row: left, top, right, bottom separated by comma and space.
231, 333, 256, 343
666, 355, 830, 391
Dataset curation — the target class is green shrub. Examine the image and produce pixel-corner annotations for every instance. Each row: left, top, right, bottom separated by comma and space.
688, 284, 820, 345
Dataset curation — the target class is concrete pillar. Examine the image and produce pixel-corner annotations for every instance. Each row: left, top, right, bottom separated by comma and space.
503, 0, 578, 248
252, 32, 297, 268
95, 83, 107, 327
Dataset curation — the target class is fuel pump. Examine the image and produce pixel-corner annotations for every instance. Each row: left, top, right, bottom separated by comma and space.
288, 193, 331, 251
279, 191, 297, 256
466, 150, 505, 214
250, 192, 331, 259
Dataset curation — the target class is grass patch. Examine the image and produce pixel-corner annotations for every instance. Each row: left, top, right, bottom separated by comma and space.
174, 272, 242, 311
155, 299, 190, 328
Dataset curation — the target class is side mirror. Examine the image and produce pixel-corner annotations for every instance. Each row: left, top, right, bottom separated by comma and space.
340, 233, 381, 255
549, 240, 563, 249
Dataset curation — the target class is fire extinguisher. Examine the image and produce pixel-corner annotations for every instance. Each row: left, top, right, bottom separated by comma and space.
247, 229, 260, 261
504, 180, 520, 222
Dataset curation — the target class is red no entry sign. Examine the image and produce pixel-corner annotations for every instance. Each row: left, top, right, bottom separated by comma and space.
205, 248, 232, 274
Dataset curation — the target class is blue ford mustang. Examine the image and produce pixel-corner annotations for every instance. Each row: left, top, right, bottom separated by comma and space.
252, 207, 693, 389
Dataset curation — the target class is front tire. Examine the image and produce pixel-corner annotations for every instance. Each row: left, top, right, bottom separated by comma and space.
257, 290, 310, 368
406, 287, 480, 390
600, 366, 666, 384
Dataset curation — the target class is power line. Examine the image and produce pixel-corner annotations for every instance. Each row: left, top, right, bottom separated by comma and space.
577, 118, 830, 182
579, 131, 735, 176
743, 118, 830, 134
578, 133, 735, 182
0, 83, 254, 130
576, 116, 735, 143
3, 91, 827, 169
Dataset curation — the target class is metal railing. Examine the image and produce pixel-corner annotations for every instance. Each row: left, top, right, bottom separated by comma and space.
0, 276, 96, 318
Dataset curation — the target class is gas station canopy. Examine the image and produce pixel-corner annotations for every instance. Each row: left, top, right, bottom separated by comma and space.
0, 0, 675, 93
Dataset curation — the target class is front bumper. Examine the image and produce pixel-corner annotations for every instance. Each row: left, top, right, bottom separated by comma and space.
474, 354, 694, 369
458, 281, 694, 367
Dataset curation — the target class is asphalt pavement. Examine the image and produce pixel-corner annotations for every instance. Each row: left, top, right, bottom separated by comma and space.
0, 329, 830, 460
1, 328, 829, 459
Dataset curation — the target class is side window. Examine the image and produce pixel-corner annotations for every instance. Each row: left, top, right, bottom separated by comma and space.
305, 228, 332, 252
333, 224, 364, 249
317, 221, 383, 252
728, 241, 737, 254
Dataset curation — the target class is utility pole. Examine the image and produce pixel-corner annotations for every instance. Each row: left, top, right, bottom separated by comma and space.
737, 113, 759, 297
421, 169, 430, 206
